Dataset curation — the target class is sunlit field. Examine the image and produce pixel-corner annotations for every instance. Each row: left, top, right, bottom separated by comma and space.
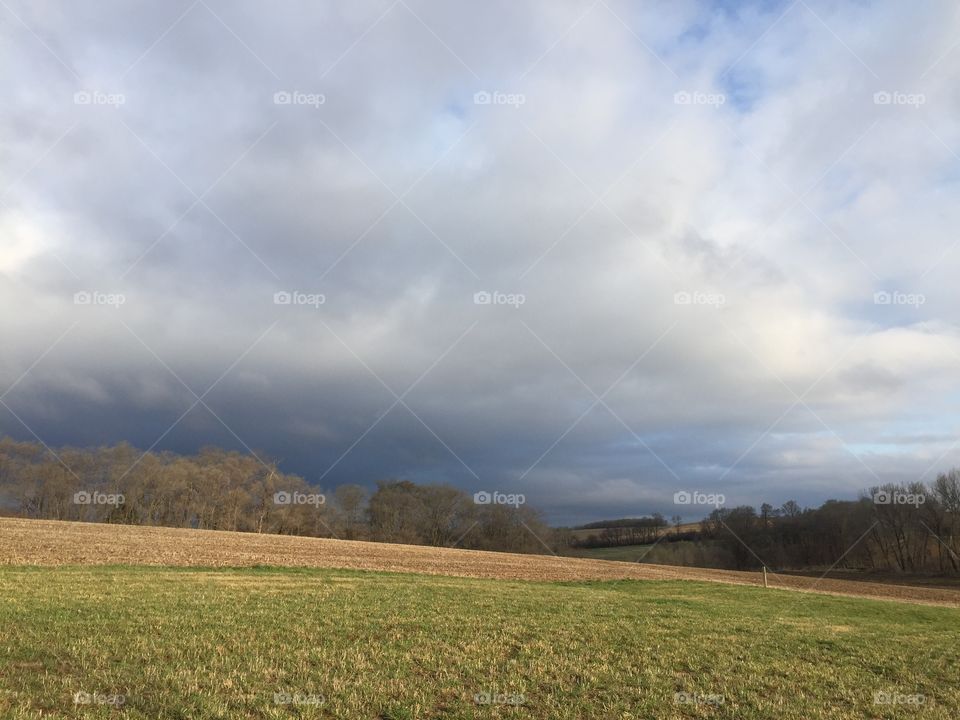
1, 565, 957, 719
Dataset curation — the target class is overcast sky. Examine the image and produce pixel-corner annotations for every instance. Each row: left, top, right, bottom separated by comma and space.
1, 0, 959, 524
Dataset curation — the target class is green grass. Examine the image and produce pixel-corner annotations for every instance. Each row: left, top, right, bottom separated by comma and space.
567, 544, 654, 561
0, 566, 957, 719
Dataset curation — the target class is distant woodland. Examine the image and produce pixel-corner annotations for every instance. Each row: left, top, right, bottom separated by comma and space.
2, 436, 958, 575
0, 437, 553, 554
569, 474, 960, 575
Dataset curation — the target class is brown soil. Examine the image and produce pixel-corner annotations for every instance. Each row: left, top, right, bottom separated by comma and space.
1, 518, 957, 608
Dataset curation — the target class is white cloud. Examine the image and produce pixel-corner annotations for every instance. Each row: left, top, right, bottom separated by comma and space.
1, 0, 958, 520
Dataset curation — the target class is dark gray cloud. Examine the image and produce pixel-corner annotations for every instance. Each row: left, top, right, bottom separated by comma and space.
2, 0, 960, 524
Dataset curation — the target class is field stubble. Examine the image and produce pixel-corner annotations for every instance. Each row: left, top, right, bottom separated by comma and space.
1, 518, 958, 607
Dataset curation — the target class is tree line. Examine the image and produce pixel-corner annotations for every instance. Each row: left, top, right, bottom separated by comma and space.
0, 437, 555, 554
641, 476, 960, 575
571, 515, 670, 548
4, 435, 958, 574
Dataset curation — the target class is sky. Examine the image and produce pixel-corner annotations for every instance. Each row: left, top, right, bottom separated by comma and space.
1, 0, 959, 525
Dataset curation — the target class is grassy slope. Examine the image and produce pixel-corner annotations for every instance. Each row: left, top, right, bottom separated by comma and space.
566, 544, 654, 562
0, 566, 957, 719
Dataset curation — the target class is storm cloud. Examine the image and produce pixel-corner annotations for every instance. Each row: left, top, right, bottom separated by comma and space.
2, 0, 959, 524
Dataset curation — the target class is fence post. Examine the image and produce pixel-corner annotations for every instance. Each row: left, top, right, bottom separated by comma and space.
762, 566, 768, 588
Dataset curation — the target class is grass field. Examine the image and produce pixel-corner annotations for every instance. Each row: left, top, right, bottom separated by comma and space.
567, 544, 654, 562
1, 565, 958, 719
566, 522, 702, 543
